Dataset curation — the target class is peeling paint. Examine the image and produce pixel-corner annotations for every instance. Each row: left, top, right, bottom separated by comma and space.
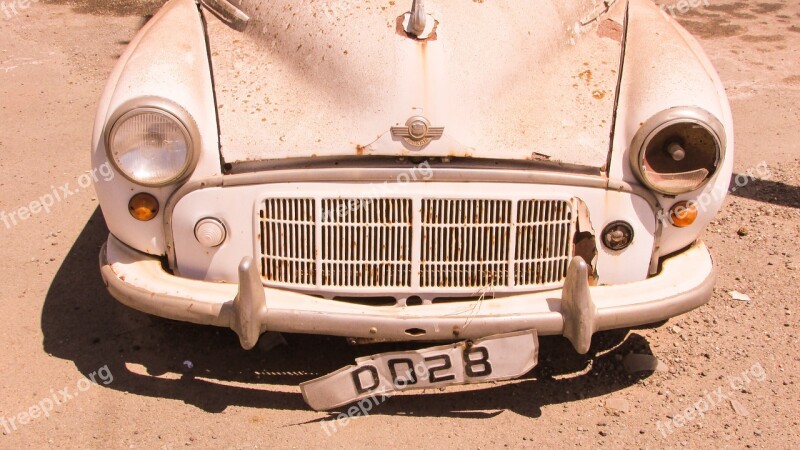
572, 198, 599, 284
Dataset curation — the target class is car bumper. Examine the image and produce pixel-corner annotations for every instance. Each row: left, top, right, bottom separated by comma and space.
100, 234, 716, 353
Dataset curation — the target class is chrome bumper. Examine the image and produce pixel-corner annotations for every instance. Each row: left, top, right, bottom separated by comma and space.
100, 234, 716, 353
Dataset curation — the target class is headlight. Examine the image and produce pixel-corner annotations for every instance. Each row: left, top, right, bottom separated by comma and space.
630, 107, 725, 196
106, 102, 197, 187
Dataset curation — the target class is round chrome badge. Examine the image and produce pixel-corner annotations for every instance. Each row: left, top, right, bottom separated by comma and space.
408, 117, 430, 140
390, 115, 445, 148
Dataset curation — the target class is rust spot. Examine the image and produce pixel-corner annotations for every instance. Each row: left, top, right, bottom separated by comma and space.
592, 90, 607, 100
529, 152, 551, 161
572, 199, 598, 284
395, 15, 406, 36
356, 145, 366, 156
597, 19, 622, 42
578, 70, 593, 84
395, 15, 439, 41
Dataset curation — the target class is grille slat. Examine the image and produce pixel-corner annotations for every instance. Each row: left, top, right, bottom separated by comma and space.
260, 198, 316, 286
259, 197, 574, 294
514, 200, 574, 286
316, 198, 413, 288
421, 199, 511, 289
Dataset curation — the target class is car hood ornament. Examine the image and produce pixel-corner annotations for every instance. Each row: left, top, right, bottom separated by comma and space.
391, 116, 444, 147
402, 0, 436, 40
408, 0, 427, 37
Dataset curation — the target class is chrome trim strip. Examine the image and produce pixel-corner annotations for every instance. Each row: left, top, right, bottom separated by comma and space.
605, 0, 630, 173
225, 156, 603, 176
199, 0, 249, 31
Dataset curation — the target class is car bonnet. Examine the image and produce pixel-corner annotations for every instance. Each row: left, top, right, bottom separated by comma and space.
205, 0, 625, 169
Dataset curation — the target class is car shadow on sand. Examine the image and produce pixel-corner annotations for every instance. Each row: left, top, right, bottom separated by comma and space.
728, 173, 800, 209
42, 208, 654, 418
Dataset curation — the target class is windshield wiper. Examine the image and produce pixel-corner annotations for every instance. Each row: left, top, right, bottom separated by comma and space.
199, 0, 249, 31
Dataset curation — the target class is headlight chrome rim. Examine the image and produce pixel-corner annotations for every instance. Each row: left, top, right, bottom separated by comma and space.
105, 97, 200, 187
630, 107, 726, 196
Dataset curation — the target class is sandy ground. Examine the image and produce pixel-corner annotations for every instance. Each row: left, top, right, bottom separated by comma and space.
0, 0, 798, 448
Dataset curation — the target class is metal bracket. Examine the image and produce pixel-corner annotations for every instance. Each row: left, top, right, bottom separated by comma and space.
200, 0, 250, 32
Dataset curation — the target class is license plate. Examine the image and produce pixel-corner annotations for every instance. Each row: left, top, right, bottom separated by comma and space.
300, 330, 538, 411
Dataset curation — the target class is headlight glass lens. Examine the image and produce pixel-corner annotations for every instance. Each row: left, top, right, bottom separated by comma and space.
109, 110, 192, 186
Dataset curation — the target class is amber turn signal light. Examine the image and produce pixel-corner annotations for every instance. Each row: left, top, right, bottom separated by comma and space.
669, 201, 698, 228
129, 193, 159, 221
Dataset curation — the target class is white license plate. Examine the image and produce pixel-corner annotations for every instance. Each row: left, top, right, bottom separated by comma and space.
300, 330, 538, 411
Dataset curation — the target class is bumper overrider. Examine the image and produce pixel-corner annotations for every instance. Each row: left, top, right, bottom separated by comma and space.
99, 234, 716, 353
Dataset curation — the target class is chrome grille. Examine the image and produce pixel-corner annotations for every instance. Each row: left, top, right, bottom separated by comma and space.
259, 198, 316, 286
258, 196, 574, 296
421, 199, 512, 288
320, 199, 412, 288
515, 200, 573, 286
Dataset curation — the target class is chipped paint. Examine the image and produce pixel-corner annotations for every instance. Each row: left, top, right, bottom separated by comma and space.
572, 198, 599, 284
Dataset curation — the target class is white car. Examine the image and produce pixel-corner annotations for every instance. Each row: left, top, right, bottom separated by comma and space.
94, 0, 733, 409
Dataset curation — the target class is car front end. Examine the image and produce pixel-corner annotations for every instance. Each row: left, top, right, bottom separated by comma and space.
94, 0, 734, 362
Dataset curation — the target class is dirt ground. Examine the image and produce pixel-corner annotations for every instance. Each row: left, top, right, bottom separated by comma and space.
0, 0, 798, 448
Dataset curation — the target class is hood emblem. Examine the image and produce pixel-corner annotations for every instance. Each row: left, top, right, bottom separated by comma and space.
401, 0, 437, 40
391, 116, 444, 147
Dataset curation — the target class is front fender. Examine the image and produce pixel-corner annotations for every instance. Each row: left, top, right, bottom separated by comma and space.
609, 0, 735, 256
91, 0, 219, 256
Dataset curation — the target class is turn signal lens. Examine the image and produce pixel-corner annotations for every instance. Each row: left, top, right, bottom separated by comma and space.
128, 193, 159, 221
195, 218, 227, 247
669, 201, 698, 228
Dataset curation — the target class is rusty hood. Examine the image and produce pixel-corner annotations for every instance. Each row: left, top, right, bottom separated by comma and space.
205, 0, 625, 168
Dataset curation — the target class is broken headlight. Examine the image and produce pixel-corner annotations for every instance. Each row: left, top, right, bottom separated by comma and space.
630, 107, 725, 196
